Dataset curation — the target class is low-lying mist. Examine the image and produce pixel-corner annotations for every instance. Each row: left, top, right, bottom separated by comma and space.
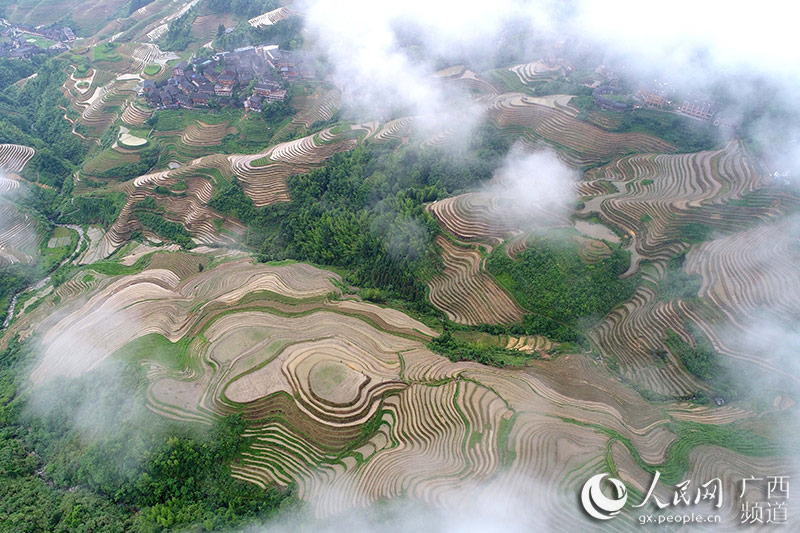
482, 144, 577, 230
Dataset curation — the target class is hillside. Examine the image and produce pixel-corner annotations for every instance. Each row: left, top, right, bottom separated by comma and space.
0, 1, 798, 531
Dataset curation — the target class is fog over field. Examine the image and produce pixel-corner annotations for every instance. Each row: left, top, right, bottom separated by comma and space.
5, 0, 799, 530
302, 0, 799, 169
220, 1, 800, 529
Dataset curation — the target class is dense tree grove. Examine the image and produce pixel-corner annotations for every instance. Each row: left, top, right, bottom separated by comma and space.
210, 127, 511, 308
428, 331, 534, 367
206, 0, 278, 18
486, 236, 639, 344
57, 192, 126, 227
161, 12, 196, 51
0, 58, 85, 188
615, 109, 719, 153
0, 265, 37, 325
664, 326, 741, 401
0, 57, 46, 92
134, 211, 195, 249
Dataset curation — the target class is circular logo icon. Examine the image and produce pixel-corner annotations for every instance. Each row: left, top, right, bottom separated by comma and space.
581, 473, 628, 520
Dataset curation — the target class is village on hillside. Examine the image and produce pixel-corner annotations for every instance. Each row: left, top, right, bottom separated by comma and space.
0, 19, 75, 58
142, 44, 314, 112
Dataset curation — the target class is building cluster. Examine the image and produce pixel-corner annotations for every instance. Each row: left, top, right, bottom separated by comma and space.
678, 100, 715, 121
0, 22, 75, 58
638, 89, 667, 110
592, 82, 631, 111
143, 45, 312, 111
637, 87, 716, 121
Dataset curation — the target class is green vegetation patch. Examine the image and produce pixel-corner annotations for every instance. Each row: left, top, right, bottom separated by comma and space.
92, 42, 122, 62
20, 33, 56, 49
428, 331, 535, 367
74, 64, 91, 78
57, 192, 127, 227
135, 210, 195, 249
614, 109, 719, 152
0, 265, 38, 325
143, 63, 161, 76
664, 323, 741, 401
658, 252, 702, 301
486, 234, 638, 343
4, 58, 88, 189
40, 226, 79, 272
45, 235, 71, 249
136, 196, 158, 210
90, 143, 161, 180
46, 226, 72, 248
150, 108, 239, 132
112, 332, 196, 372
677, 221, 715, 244
240, 127, 511, 312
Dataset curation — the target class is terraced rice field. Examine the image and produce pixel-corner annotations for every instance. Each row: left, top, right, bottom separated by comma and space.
180, 121, 232, 147
5, 0, 127, 33
424, 187, 572, 324
440, 69, 503, 95
229, 155, 295, 207
143, 0, 201, 41
0, 144, 36, 174
589, 261, 703, 396
580, 141, 770, 271
18, 253, 772, 523
291, 89, 341, 129
685, 445, 798, 521
61, 42, 168, 141
421, 136, 792, 398
148, 117, 238, 164
129, 43, 161, 74
121, 102, 153, 127
228, 127, 362, 207
268, 129, 358, 165
685, 219, 800, 325
585, 164, 798, 398
680, 218, 800, 378
88, 155, 244, 260
428, 192, 566, 245
68, 76, 140, 137
248, 6, 293, 28
19, 65, 796, 523
367, 117, 415, 144
488, 92, 675, 166
192, 13, 234, 43
0, 196, 39, 266
503, 334, 557, 354
81, 147, 140, 176
0, 146, 38, 265
509, 60, 561, 84
428, 236, 525, 325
